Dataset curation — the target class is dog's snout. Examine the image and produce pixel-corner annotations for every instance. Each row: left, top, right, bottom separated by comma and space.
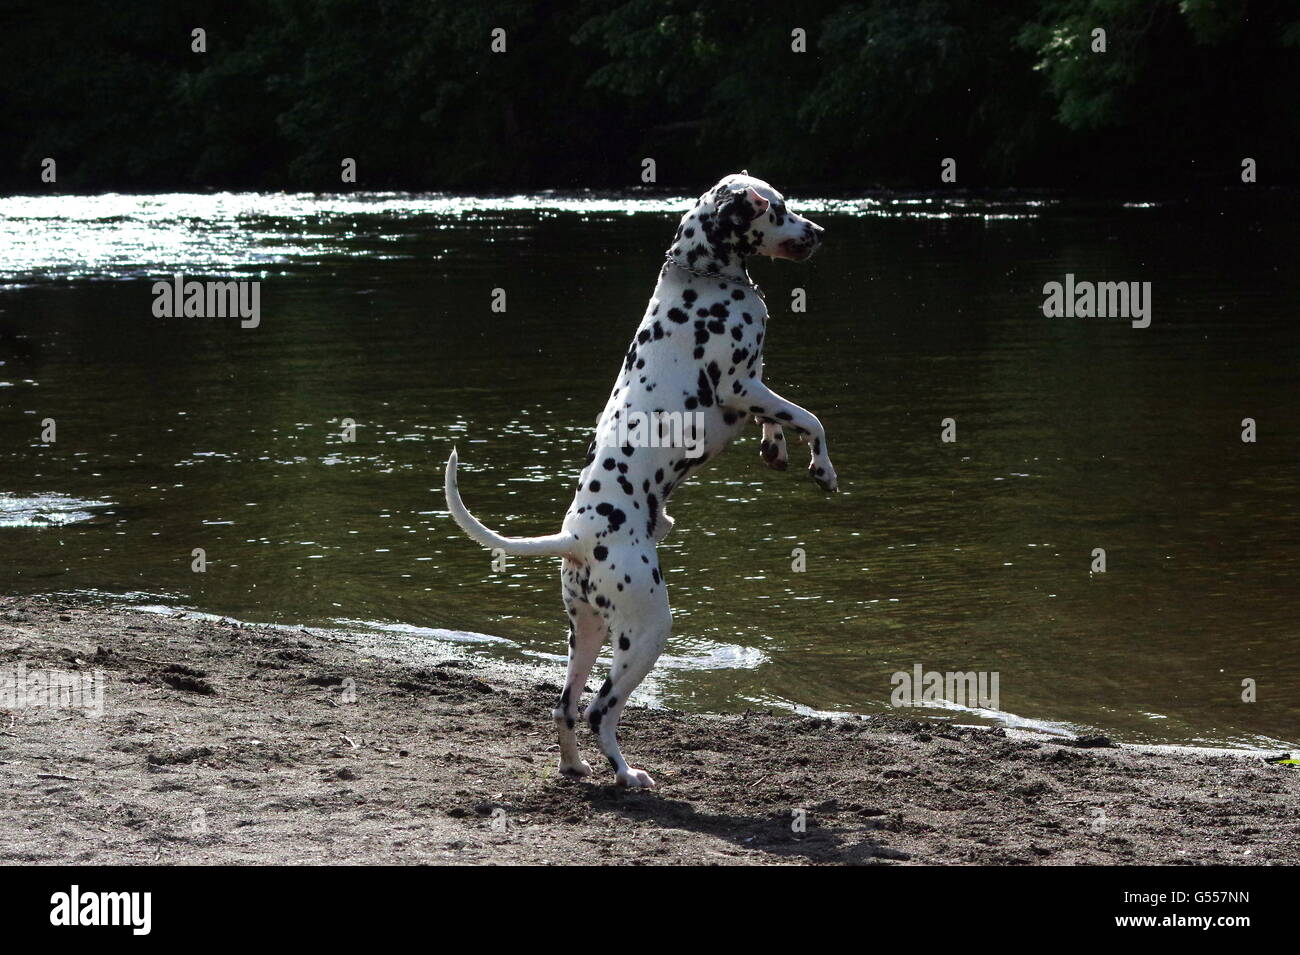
805, 221, 825, 254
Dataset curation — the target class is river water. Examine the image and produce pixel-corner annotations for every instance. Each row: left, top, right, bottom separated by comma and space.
0, 190, 1295, 749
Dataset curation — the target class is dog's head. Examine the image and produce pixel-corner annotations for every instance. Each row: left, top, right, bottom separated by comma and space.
678, 172, 824, 264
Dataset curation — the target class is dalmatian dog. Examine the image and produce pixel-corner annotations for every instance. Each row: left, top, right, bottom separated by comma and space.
445, 173, 835, 788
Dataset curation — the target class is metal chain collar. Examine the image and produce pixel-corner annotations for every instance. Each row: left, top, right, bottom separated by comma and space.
664, 253, 762, 296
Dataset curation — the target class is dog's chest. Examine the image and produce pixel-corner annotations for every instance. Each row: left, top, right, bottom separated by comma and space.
605, 272, 759, 415
567, 272, 769, 545
571, 273, 766, 513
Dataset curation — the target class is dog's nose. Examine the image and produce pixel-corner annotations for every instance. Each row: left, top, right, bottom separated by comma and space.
809, 222, 825, 242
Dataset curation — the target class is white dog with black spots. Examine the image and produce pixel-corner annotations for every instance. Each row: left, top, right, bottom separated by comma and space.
446, 173, 836, 787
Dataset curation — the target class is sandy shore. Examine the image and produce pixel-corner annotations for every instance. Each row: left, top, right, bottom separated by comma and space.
1, 595, 1296, 866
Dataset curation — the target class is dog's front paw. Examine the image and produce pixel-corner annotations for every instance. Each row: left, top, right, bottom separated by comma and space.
760, 437, 788, 471
809, 460, 838, 493
616, 768, 656, 788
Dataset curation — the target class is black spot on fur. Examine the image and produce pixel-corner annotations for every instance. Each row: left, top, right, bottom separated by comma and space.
696, 368, 714, 407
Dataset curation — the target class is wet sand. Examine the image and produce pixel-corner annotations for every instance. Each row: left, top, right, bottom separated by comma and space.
1, 596, 1296, 865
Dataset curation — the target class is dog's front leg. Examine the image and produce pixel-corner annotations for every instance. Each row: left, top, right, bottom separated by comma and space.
732, 380, 837, 492
757, 419, 788, 471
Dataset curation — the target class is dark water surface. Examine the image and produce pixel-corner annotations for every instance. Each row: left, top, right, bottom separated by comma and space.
1, 192, 1296, 748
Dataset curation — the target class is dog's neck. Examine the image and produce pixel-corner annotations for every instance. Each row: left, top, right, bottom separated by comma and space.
664, 241, 755, 290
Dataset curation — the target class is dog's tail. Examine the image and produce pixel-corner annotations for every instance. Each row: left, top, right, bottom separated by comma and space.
444, 448, 578, 558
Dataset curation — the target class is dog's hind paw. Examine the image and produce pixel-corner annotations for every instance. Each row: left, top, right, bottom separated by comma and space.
616, 768, 656, 788
559, 759, 594, 778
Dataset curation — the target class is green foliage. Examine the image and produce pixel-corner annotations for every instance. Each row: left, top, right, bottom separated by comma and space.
0, 0, 1297, 191
803, 1, 1045, 177
1017, 0, 1300, 136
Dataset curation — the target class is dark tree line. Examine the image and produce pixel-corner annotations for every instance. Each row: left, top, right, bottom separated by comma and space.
2, 0, 1297, 193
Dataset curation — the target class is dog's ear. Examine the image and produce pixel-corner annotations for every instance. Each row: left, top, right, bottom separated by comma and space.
718, 185, 769, 222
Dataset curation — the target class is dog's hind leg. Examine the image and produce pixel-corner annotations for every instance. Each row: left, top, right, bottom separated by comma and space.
587, 588, 671, 788
555, 567, 606, 778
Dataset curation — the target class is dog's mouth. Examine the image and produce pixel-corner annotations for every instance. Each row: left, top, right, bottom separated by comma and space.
776, 238, 819, 261
775, 222, 824, 261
